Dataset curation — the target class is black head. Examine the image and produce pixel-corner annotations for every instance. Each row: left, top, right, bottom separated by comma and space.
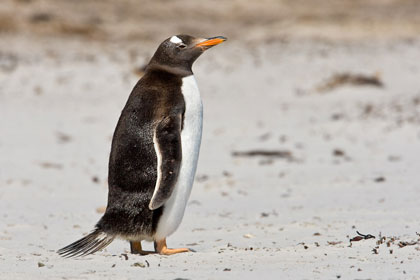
147, 34, 227, 76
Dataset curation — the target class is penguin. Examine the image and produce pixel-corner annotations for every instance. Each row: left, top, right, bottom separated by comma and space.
58, 35, 226, 257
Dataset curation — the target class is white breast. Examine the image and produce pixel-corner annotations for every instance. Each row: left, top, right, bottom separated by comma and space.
154, 75, 203, 240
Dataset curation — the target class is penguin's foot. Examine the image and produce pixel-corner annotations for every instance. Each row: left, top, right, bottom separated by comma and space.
154, 238, 189, 255
130, 241, 154, 255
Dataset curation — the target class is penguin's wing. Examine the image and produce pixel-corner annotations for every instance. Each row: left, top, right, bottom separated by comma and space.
149, 114, 183, 210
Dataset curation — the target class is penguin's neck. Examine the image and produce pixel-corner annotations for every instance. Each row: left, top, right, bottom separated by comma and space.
147, 62, 193, 77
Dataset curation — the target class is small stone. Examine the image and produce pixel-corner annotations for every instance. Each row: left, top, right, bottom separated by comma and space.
223, 268, 231, 271
132, 262, 145, 268
374, 177, 385, 183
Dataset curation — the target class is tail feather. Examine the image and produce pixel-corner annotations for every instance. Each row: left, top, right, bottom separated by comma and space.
57, 229, 115, 258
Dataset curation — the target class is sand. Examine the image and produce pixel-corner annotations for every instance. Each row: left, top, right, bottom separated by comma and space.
1, 1, 420, 279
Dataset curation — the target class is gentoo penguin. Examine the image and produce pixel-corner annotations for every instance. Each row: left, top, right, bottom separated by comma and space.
58, 35, 226, 257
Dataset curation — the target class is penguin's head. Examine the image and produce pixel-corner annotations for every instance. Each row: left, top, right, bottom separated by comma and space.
148, 34, 227, 76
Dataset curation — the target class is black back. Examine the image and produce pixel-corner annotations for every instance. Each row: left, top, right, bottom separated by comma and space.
96, 68, 185, 237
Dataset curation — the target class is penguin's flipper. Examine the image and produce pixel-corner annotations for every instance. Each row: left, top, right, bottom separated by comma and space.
149, 114, 183, 210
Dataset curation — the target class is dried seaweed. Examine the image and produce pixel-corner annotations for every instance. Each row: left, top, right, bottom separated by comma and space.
317, 73, 383, 93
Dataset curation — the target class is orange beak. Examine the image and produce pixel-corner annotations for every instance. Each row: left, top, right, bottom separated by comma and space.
195, 36, 227, 48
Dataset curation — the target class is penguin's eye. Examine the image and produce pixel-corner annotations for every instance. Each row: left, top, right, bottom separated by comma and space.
178, 44, 187, 49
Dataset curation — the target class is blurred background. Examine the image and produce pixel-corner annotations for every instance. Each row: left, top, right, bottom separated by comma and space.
1, 0, 420, 279
1, 0, 420, 42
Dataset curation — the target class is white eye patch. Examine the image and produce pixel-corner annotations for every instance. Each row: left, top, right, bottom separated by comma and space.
170, 36, 183, 44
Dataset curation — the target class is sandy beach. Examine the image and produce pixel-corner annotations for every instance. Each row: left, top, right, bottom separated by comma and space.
1, 1, 420, 279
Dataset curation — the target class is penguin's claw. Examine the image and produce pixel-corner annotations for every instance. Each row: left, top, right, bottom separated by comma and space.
154, 238, 190, 255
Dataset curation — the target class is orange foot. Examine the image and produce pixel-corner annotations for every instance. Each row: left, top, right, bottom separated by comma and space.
154, 238, 190, 255
130, 241, 154, 255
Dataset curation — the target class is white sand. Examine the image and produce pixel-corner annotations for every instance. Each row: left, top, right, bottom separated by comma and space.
1, 35, 420, 279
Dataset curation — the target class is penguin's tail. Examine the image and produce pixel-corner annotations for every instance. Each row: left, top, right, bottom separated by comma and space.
57, 228, 115, 258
